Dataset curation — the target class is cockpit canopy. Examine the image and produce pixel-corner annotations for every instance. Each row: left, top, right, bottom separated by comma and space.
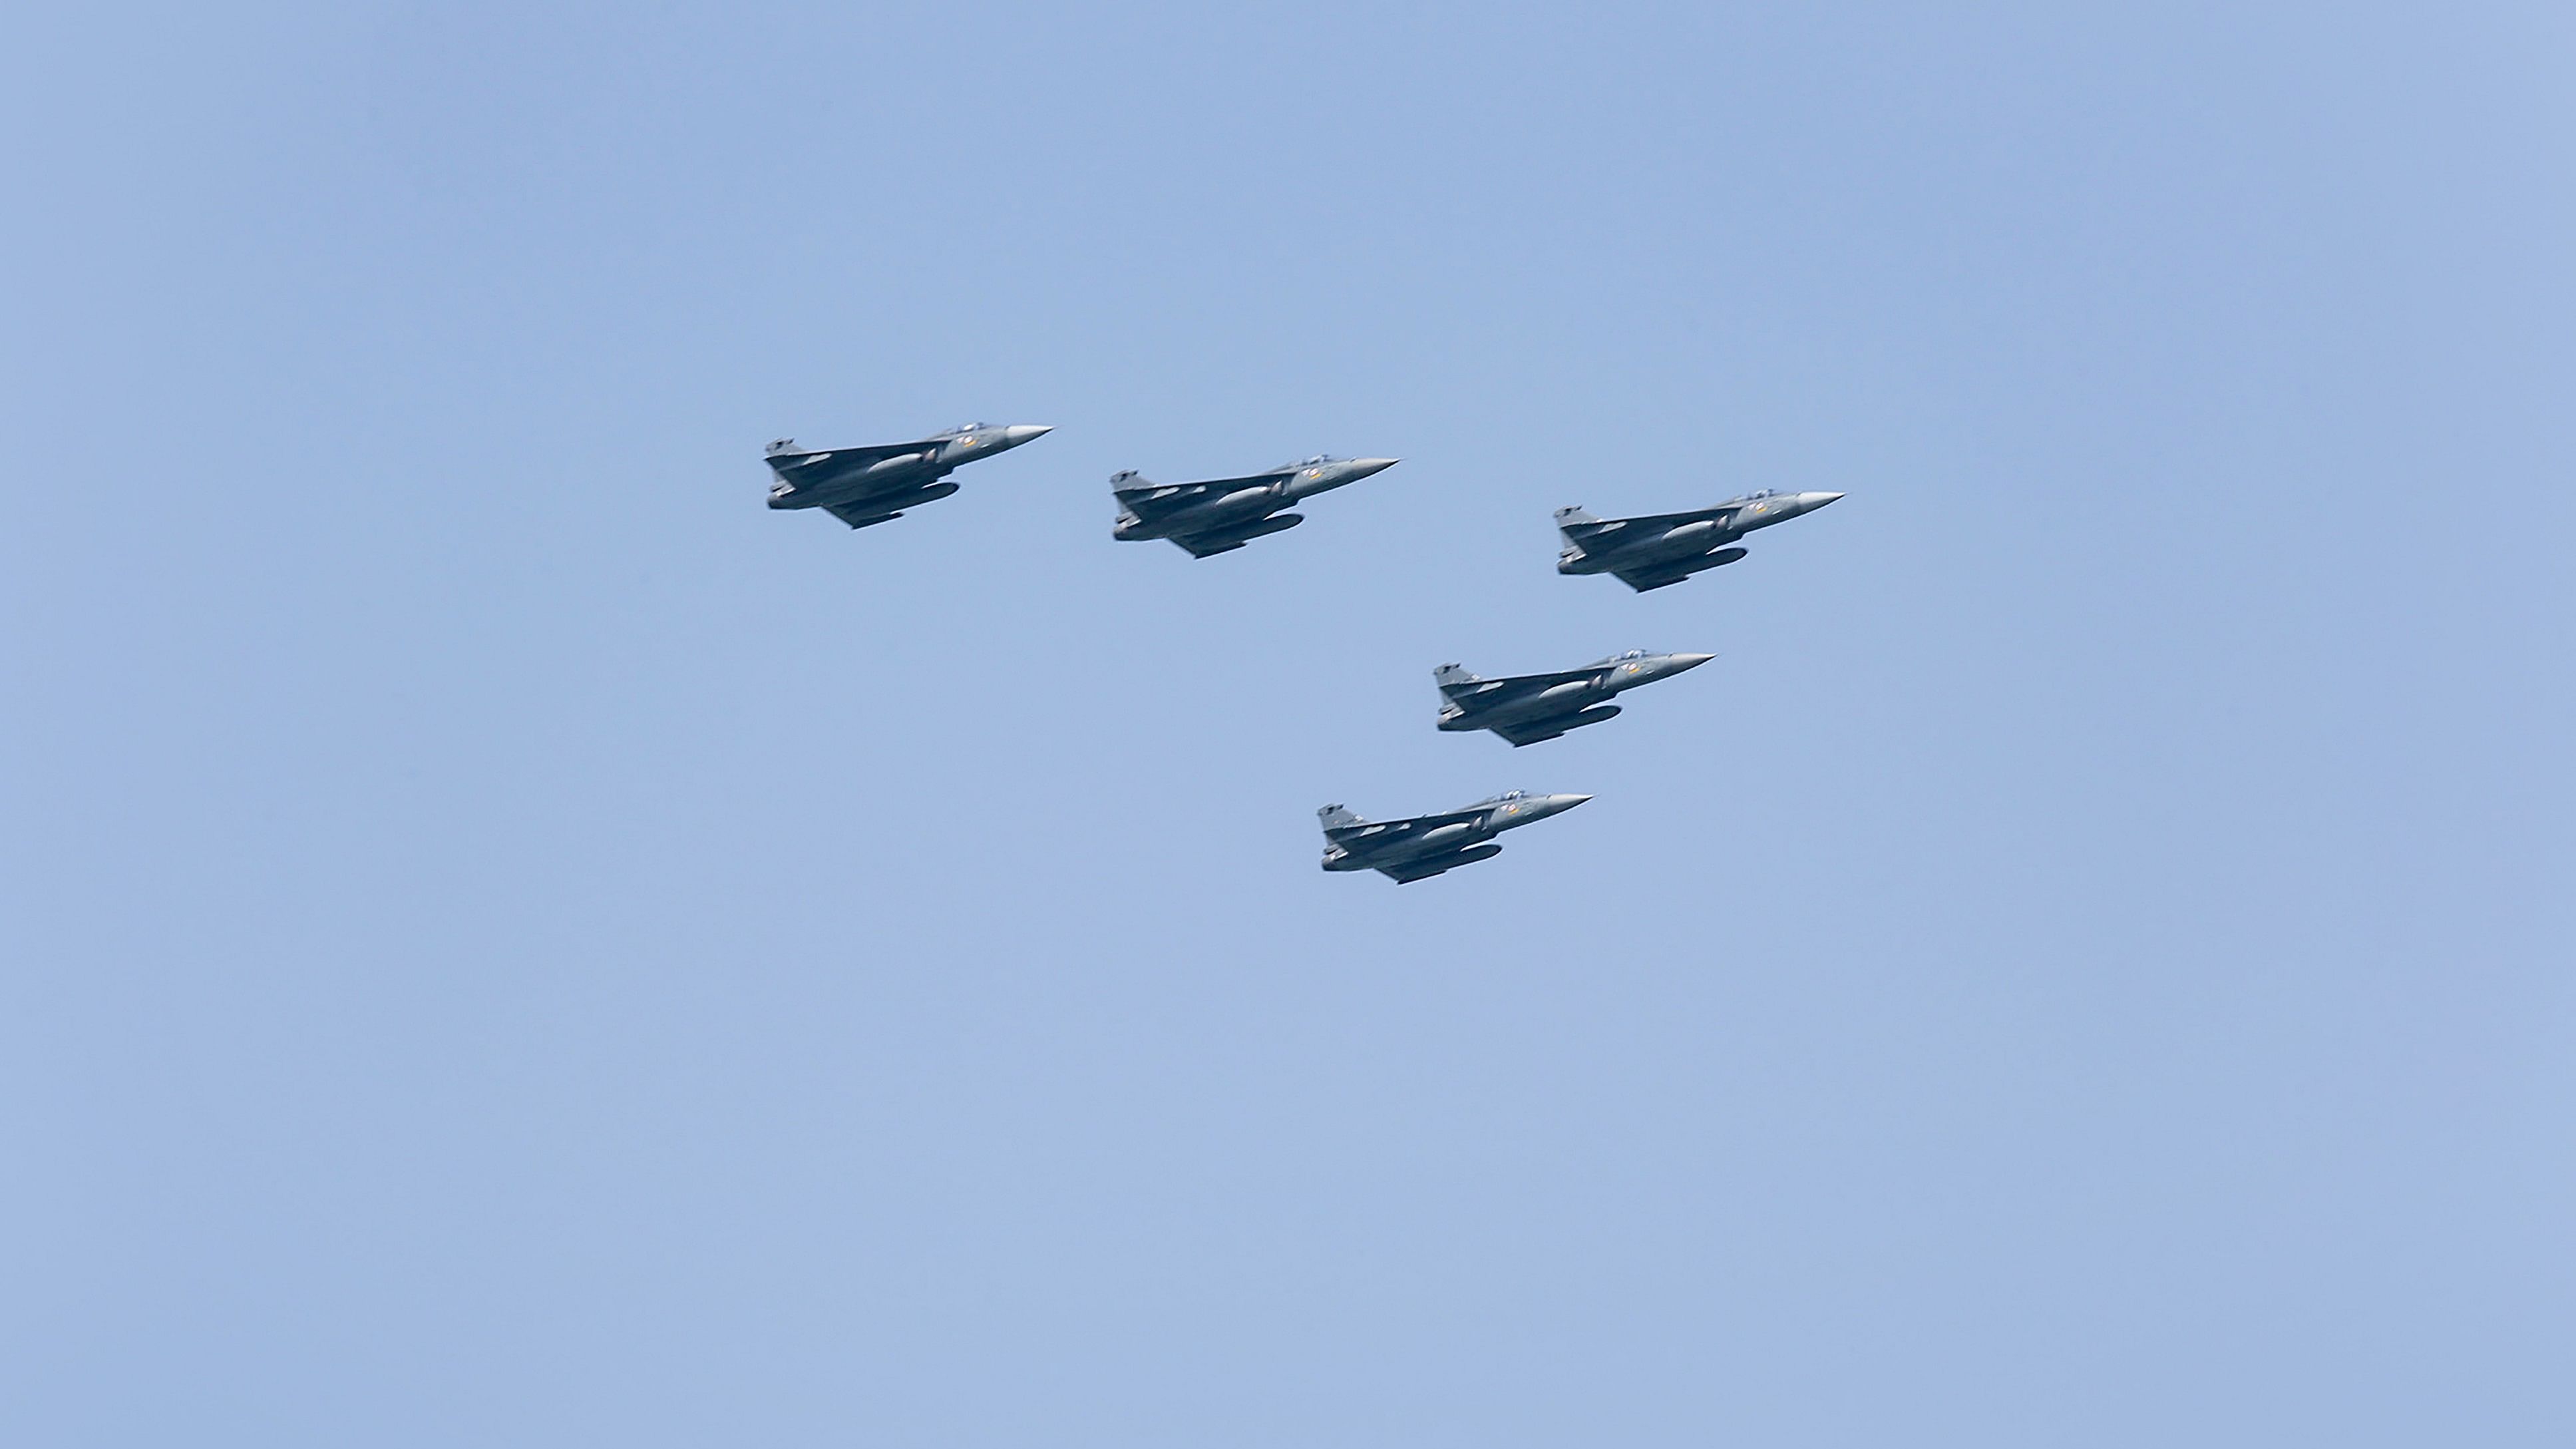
1475, 790, 1531, 806
952, 421, 988, 434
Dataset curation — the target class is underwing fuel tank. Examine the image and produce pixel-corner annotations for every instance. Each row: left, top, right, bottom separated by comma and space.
1167, 486, 1286, 532
1409, 843, 1503, 877
1411, 821, 1479, 853
1232, 514, 1303, 541
1215, 485, 1284, 511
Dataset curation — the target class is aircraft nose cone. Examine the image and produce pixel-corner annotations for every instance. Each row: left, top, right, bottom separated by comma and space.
1545, 793, 1593, 815
1668, 652, 1716, 672
1003, 425, 1053, 445
1350, 457, 1400, 479
1803, 491, 1845, 510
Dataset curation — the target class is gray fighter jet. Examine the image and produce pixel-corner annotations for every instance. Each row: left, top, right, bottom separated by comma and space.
764, 423, 1052, 529
1112, 455, 1399, 556
1433, 650, 1714, 746
1555, 489, 1843, 591
1318, 791, 1590, 883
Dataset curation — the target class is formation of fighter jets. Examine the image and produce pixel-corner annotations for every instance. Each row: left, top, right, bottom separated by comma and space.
763, 425, 1843, 883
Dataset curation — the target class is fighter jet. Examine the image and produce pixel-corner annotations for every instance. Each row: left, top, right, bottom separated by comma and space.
1555, 489, 1844, 591
1433, 650, 1714, 746
1111, 455, 1399, 556
1318, 791, 1590, 883
763, 423, 1052, 529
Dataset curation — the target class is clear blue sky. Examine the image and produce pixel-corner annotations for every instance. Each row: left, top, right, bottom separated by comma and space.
7, 3, 2572, 1444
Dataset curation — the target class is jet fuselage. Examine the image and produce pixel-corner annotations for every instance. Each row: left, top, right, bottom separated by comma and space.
1318, 791, 1590, 882
1556, 490, 1843, 584
1435, 651, 1713, 743
1111, 456, 1398, 553
765, 423, 1052, 515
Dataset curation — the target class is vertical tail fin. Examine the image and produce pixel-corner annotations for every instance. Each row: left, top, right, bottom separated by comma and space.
1554, 505, 1604, 562
1318, 803, 1364, 831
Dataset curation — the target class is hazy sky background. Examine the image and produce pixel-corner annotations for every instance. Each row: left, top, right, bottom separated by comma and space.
7, 3, 2573, 1444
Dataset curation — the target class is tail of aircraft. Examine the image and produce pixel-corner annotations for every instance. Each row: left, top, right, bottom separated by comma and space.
1432, 662, 1484, 696
1108, 471, 1153, 534
1318, 803, 1365, 831
1555, 505, 1611, 566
